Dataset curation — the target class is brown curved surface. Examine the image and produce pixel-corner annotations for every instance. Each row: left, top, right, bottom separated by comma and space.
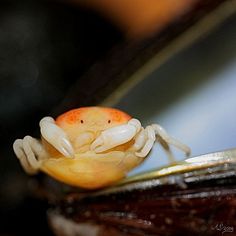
49, 165, 236, 235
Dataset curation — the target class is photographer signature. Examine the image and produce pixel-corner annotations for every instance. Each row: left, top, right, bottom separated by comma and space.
212, 223, 234, 235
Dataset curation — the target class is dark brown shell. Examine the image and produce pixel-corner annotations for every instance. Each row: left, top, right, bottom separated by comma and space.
48, 149, 236, 236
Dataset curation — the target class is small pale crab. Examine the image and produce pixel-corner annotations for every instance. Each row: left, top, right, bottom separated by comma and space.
13, 107, 190, 189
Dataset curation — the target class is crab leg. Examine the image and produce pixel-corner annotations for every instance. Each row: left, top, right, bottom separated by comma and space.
39, 117, 74, 158
132, 127, 146, 151
152, 124, 191, 156
13, 136, 47, 174
135, 126, 156, 157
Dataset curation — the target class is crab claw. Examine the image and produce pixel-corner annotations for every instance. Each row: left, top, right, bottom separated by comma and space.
91, 118, 141, 153
39, 117, 74, 158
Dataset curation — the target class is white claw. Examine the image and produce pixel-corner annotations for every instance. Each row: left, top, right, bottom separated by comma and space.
39, 117, 74, 158
91, 118, 141, 153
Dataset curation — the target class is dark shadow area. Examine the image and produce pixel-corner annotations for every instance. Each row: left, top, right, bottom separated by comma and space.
0, 0, 122, 235
116, 15, 236, 120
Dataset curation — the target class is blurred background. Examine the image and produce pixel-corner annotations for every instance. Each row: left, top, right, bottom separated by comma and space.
0, 0, 236, 235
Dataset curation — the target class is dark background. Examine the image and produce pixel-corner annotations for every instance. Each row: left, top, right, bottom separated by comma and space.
0, 0, 122, 235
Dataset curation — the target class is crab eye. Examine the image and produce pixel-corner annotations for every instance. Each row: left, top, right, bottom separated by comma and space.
108, 120, 111, 124
80, 120, 84, 124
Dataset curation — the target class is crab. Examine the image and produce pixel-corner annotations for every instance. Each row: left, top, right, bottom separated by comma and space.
13, 107, 190, 189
